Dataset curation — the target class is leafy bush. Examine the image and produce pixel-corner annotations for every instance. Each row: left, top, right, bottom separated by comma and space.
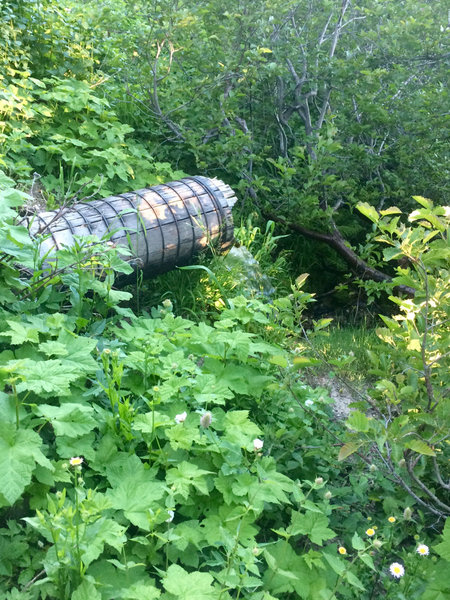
1, 172, 449, 599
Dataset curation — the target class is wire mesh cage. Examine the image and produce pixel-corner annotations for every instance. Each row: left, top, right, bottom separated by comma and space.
23, 176, 237, 274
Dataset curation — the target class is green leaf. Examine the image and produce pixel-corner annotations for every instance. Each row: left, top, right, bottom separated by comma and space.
292, 356, 320, 367
434, 518, 450, 561
345, 570, 365, 591
322, 551, 346, 576
269, 355, 288, 368
351, 532, 365, 551
289, 511, 335, 545
0, 425, 45, 506
36, 403, 97, 438
15, 359, 81, 396
166, 462, 213, 500
72, 579, 102, 600
346, 411, 370, 433
380, 206, 402, 216
4, 320, 40, 345
357, 202, 379, 224
106, 460, 166, 530
412, 196, 433, 209
338, 442, 361, 461
404, 439, 436, 456
163, 565, 216, 600
57, 332, 98, 373
359, 553, 376, 571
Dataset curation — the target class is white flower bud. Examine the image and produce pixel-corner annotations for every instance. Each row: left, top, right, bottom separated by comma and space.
253, 438, 264, 451
175, 411, 187, 424
200, 412, 212, 428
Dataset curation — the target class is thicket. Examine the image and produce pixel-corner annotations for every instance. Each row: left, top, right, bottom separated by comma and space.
0, 1, 449, 599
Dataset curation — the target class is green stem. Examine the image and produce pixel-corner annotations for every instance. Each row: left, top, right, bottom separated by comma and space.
73, 471, 83, 582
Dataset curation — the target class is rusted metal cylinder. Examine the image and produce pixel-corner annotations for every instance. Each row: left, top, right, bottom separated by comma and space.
24, 176, 237, 274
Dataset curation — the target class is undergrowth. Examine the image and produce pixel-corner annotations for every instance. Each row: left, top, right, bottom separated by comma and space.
0, 171, 448, 599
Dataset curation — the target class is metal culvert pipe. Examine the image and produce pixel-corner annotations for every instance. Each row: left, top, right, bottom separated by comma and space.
23, 176, 237, 274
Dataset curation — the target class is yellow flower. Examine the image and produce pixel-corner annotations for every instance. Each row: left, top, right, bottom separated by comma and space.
388, 516, 396, 523
366, 528, 375, 537
69, 456, 83, 467
338, 546, 347, 555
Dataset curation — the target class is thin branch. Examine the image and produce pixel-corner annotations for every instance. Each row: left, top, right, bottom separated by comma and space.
406, 456, 450, 513
433, 457, 450, 490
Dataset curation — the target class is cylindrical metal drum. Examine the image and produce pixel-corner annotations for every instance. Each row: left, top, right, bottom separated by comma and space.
24, 176, 237, 274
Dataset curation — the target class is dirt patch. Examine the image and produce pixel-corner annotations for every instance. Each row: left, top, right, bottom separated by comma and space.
307, 374, 369, 420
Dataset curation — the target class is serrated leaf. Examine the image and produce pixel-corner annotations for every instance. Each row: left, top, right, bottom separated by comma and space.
346, 411, 370, 432
0, 425, 44, 506
345, 570, 365, 591
37, 403, 96, 438
359, 553, 376, 571
57, 332, 98, 373
405, 438, 435, 456
15, 359, 81, 396
351, 532, 365, 550
289, 511, 335, 545
338, 442, 361, 461
72, 579, 102, 600
106, 463, 165, 530
4, 320, 40, 345
322, 552, 346, 576
433, 518, 450, 561
163, 564, 216, 599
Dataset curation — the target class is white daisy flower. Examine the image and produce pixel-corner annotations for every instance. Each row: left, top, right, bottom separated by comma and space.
416, 544, 429, 556
389, 562, 405, 578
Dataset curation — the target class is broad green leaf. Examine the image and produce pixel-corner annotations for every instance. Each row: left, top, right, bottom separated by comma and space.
351, 532, 365, 550
57, 332, 98, 373
380, 206, 402, 216
404, 439, 436, 456
345, 570, 365, 591
37, 403, 96, 438
338, 442, 361, 461
289, 511, 335, 545
434, 518, 450, 561
292, 356, 320, 367
269, 355, 288, 368
72, 579, 102, 600
4, 320, 40, 345
82, 517, 127, 567
166, 462, 213, 500
346, 411, 370, 433
163, 564, 216, 600
263, 541, 312, 597
0, 425, 45, 506
356, 202, 379, 224
359, 553, 376, 571
15, 359, 81, 396
412, 196, 433, 209
322, 551, 346, 576
107, 460, 166, 530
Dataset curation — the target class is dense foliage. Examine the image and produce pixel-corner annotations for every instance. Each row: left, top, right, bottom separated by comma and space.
0, 1, 449, 599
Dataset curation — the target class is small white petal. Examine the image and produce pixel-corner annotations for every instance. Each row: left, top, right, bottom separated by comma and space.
166, 510, 175, 523
175, 411, 187, 424
416, 544, 429, 556
253, 438, 264, 451
389, 562, 405, 578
